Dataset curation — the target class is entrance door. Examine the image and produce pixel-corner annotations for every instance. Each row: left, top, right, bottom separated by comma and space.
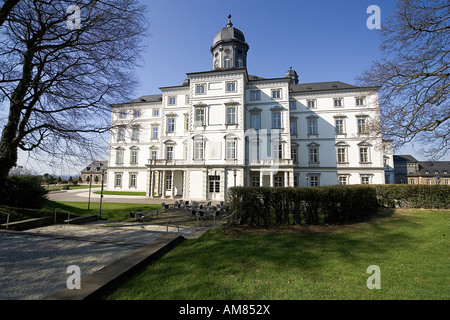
208, 175, 220, 201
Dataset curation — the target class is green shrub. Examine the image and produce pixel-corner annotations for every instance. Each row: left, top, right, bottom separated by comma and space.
226, 185, 379, 227
376, 184, 450, 209
227, 184, 449, 227
0, 175, 48, 209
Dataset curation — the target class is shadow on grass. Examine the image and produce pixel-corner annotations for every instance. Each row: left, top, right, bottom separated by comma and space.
109, 209, 433, 300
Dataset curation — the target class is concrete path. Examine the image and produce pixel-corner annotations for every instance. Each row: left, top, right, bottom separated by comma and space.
0, 191, 212, 300
0, 221, 200, 300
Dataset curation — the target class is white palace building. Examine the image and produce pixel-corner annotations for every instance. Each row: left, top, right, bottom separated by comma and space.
106, 16, 394, 201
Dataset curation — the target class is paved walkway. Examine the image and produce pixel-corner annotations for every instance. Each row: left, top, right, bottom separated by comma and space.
0, 190, 217, 300
0, 221, 201, 300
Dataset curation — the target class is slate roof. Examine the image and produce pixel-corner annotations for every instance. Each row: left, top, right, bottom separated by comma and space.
129, 94, 163, 103
81, 161, 108, 174
414, 161, 450, 176
290, 81, 364, 93
212, 16, 248, 49
120, 79, 376, 106
394, 155, 419, 163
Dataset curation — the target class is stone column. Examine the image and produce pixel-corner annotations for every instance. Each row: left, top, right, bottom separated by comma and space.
171, 170, 175, 199
149, 170, 154, 198
260, 170, 264, 187
162, 170, 167, 198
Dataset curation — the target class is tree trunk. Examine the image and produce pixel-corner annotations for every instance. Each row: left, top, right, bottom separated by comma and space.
0, 126, 19, 182
0, 0, 20, 27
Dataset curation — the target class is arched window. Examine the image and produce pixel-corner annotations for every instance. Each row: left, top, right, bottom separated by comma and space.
237, 57, 244, 68
224, 57, 232, 68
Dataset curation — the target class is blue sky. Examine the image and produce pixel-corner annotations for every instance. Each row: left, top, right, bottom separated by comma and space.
7, 0, 447, 175
134, 0, 397, 97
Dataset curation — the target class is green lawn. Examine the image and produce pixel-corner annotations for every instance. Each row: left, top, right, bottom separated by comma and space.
44, 200, 161, 221
107, 209, 449, 300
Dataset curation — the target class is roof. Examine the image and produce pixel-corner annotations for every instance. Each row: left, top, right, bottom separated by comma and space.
130, 94, 163, 103
212, 15, 248, 49
248, 74, 265, 81
290, 81, 363, 93
81, 161, 108, 174
416, 161, 450, 175
393, 155, 419, 163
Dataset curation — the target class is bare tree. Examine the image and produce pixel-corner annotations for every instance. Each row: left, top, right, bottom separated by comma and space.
357, 0, 449, 159
0, 0, 148, 184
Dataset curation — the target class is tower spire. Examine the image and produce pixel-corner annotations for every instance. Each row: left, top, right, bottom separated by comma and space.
226, 14, 233, 27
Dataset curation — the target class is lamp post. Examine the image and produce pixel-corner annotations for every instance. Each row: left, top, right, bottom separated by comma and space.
86, 166, 93, 210
98, 166, 104, 220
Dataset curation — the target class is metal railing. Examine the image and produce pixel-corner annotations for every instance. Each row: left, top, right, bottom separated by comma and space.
1, 211, 11, 230
216, 210, 236, 226
166, 220, 181, 234
54, 208, 73, 224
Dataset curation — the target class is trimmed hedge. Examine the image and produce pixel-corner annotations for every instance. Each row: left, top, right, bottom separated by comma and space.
226, 185, 379, 227
226, 184, 449, 227
0, 175, 48, 209
376, 184, 450, 209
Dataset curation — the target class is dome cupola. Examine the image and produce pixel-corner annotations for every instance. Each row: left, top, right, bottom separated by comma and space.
211, 15, 249, 70
285, 67, 299, 84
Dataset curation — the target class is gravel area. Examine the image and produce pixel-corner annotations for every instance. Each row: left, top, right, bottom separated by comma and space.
0, 232, 136, 300
0, 221, 199, 300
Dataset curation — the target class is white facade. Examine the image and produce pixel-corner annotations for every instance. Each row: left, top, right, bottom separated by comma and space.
106, 17, 391, 201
